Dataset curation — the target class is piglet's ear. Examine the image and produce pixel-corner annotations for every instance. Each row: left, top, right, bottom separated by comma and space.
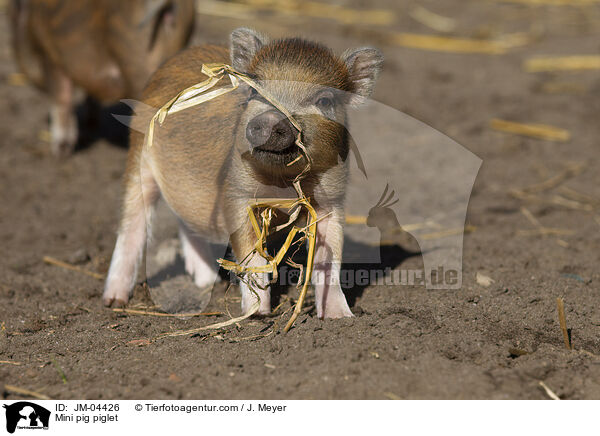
342, 48, 383, 106
230, 28, 268, 73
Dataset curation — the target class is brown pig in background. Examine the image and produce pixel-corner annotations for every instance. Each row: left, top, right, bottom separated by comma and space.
8, 0, 195, 156
103, 28, 383, 320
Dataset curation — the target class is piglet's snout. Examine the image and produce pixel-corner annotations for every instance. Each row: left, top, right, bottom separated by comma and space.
246, 110, 296, 151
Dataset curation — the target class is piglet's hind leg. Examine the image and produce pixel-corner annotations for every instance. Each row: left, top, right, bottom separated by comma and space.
48, 68, 78, 157
179, 223, 221, 289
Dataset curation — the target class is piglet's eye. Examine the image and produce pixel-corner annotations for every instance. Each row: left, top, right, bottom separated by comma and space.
244, 87, 260, 104
247, 87, 259, 100
316, 96, 334, 108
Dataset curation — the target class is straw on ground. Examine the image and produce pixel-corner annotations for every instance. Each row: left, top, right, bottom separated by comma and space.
4, 385, 52, 400
43, 255, 104, 280
525, 55, 600, 73
556, 298, 571, 350
491, 119, 570, 142
539, 381, 560, 400
112, 308, 222, 318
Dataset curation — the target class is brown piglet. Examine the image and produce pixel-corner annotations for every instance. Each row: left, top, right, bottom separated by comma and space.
103, 28, 383, 319
8, 0, 195, 156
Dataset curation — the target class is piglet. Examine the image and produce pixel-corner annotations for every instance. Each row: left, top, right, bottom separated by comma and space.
103, 28, 383, 320
8, 0, 195, 156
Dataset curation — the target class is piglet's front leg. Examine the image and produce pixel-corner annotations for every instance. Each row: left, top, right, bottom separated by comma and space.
313, 208, 353, 319
230, 223, 271, 316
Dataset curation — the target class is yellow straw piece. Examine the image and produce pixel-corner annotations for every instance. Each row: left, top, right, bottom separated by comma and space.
524, 55, 600, 72
556, 298, 571, 350
345, 215, 367, 225
409, 5, 456, 33
233, 0, 395, 26
490, 119, 570, 142
497, 0, 599, 5
196, 0, 258, 20
157, 300, 260, 337
7, 73, 28, 87
391, 32, 529, 54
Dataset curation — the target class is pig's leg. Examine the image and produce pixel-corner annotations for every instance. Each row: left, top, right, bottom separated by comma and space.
48, 67, 78, 157
179, 224, 221, 289
230, 224, 271, 315
103, 155, 159, 307
313, 209, 353, 318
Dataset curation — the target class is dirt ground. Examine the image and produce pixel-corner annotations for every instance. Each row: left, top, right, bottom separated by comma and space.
1, 0, 600, 400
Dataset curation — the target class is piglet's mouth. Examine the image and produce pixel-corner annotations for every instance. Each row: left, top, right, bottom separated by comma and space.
251, 143, 301, 165
253, 142, 298, 155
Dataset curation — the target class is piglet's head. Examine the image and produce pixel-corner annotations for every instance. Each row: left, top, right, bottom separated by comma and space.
230, 28, 383, 178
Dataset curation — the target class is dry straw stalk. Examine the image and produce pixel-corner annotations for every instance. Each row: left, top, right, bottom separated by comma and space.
4, 385, 52, 400
525, 55, 600, 72
490, 118, 570, 142
43, 255, 104, 280
556, 297, 571, 350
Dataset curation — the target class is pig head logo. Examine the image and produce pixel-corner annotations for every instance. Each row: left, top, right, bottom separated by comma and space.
3, 402, 51, 433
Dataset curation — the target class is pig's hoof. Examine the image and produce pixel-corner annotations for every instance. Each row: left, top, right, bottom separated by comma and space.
256, 307, 272, 316
241, 305, 271, 317
50, 123, 78, 157
51, 136, 77, 158
102, 288, 130, 307
241, 299, 271, 317
181, 238, 220, 289
321, 301, 354, 319
103, 297, 128, 308
323, 309, 354, 319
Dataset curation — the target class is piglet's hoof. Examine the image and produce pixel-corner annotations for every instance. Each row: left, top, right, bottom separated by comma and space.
103, 296, 128, 308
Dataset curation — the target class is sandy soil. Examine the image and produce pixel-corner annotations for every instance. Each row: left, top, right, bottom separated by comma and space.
1, 0, 599, 399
